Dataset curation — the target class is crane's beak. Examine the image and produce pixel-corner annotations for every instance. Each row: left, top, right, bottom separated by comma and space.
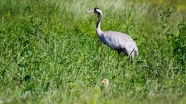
87, 9, 94, 13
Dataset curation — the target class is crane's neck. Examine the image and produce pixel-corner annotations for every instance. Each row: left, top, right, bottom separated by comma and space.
96, 13, 103, 36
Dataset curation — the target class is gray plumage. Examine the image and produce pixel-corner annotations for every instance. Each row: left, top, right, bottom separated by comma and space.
87, 7, 138, 62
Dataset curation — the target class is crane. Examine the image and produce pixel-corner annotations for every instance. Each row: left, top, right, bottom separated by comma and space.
87, 7, 138, 63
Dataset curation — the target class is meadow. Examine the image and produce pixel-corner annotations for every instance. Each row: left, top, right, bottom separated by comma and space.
0, 0, 186, 103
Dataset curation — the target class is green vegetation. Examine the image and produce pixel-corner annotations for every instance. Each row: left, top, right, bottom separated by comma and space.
0, 0, 186, 103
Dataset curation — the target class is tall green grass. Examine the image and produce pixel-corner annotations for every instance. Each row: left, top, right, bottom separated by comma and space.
0, 0, 186, 103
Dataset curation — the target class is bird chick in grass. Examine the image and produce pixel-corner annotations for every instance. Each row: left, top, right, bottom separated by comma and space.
102, 78, 110, 93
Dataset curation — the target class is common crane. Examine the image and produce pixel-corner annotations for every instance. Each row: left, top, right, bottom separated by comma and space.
87, 7, 138, 62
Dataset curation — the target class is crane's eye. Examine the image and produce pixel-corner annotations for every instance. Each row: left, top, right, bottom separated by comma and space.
94, 7, 99, 11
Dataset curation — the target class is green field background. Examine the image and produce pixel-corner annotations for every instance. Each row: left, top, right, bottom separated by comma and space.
0, 0, 186, 103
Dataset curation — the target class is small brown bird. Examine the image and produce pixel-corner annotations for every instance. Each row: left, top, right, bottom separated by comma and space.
102, 78, 110, 93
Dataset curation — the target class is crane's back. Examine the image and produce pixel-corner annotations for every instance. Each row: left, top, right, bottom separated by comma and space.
99, 31, 133, 48
98, 31, 138, 57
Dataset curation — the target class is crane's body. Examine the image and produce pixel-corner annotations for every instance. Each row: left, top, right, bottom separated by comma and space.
87, 8, 138, 62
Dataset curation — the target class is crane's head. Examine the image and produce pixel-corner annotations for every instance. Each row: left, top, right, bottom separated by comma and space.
87, 7, 103, 15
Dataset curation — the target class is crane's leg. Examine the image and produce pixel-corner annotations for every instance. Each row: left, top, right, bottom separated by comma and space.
116, 51, 121, 68
117, 51, 121, 62
129, 49, 135, 63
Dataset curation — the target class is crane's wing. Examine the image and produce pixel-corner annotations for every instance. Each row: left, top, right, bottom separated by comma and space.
100, 31, 132, 48
100, 31, 138, 55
